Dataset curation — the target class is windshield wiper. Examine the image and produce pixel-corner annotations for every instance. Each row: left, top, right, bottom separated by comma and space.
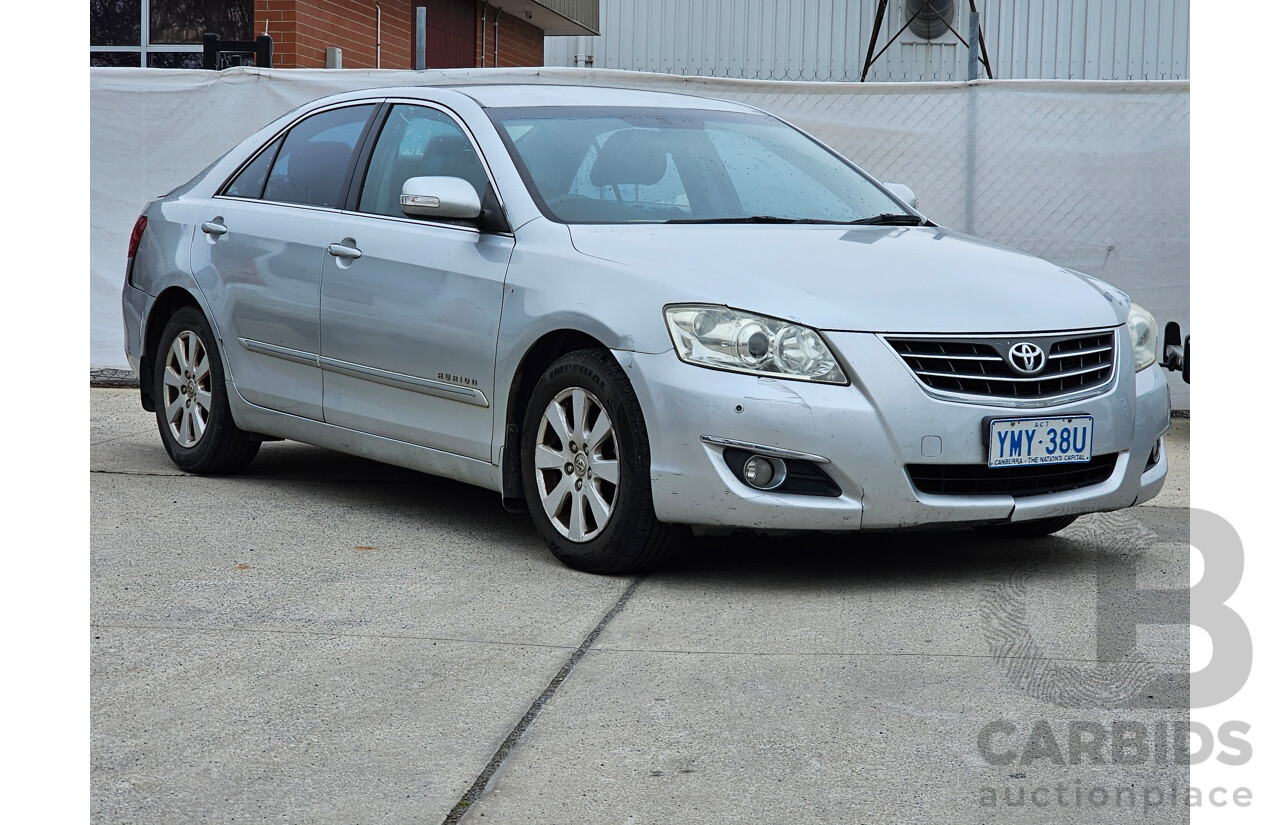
664, 215, 844, 225
848, 213, 925, 226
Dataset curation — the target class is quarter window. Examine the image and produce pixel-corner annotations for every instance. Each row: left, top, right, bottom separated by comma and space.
358, 105, 490, 219
224, 135, 282, 199
261, 105, 376, 208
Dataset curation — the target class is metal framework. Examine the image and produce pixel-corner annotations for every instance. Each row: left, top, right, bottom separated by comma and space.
202, 32, 273, 70
861, 0, 992, 81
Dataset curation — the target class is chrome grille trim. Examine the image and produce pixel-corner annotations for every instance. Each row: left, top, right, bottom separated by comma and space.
883, 328, 1119, 408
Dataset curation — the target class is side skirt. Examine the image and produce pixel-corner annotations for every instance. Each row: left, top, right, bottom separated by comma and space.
224, 380, 503, 493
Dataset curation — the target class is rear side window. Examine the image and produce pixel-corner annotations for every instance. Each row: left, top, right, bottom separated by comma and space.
224, 136, 282, 199
260, 104, 376, 208
358, 104, 490, 218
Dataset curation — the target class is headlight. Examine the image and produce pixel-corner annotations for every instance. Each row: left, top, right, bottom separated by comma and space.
1127, 301, 1158, 372
664, 305, 848, 384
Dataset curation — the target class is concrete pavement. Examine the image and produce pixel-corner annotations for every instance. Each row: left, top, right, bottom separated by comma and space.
92, 388, 1191, 823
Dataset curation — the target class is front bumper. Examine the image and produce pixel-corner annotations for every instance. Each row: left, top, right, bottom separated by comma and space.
618, 330, 1169, 532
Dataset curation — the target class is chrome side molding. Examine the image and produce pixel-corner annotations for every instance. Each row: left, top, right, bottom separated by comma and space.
699, 435, 831, 464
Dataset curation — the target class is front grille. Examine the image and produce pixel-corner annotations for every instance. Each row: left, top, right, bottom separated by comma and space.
906, 454, 1118, 497
887, 330, 1115, 402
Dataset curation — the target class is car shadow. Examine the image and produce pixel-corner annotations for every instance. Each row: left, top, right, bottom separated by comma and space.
213, 440, 1176, 589
229, 439, 539, 544
662, 527, 1093, 590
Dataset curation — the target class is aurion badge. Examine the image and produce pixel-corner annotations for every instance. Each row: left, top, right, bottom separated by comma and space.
1007, 342, 1047, 375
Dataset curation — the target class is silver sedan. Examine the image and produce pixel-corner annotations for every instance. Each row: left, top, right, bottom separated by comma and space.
121, 84, 1170, 573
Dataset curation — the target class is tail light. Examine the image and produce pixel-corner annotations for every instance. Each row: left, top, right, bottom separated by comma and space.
126, 215, 147, 285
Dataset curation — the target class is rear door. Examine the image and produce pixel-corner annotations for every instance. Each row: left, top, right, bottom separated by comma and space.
191, 102, 378, 420
319, 102, 514, 459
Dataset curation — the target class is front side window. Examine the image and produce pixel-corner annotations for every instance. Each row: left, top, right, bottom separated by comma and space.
489, 107, 906, 225
260, 105, 375, 208
358, 105, 491, 218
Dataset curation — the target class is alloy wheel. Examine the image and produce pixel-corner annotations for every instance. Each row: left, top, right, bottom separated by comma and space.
533, 387, 620, 542
162, 330, 212, 448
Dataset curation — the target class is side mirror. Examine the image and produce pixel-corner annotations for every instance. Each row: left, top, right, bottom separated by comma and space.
401, 176, 482, 220
884, 183, 918, 210
1161, 321, 1190, 384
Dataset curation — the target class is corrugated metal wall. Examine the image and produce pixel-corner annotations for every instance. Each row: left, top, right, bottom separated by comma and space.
545, 1, 1189, 81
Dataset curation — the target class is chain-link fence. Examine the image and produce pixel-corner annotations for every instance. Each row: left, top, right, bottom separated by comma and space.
91, 67, 1189, 406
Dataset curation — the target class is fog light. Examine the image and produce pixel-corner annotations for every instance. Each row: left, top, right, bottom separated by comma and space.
742, 454, 787, 490
743, 455, 771, 487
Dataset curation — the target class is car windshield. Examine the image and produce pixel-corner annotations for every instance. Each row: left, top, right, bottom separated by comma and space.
488, 106, 910, 225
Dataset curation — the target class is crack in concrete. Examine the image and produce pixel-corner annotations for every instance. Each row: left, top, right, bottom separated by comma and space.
585, 646, 1185, 665
89, 622, 1181, 667
90, 622, 580, 652
441, 575, 648, 825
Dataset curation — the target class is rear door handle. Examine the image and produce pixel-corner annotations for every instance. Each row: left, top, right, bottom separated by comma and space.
201, 221, 227, 236
327, 243, 362, 259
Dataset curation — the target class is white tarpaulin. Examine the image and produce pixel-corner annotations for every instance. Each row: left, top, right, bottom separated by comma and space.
91, 67, 1189, 406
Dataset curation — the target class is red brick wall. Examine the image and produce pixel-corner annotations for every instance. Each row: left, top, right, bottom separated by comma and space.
473, 2, 545, 68
255, 0, 544, 70
255, 1, 414, 69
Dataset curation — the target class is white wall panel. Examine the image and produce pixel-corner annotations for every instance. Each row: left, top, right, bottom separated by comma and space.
90, 66, 1190, 406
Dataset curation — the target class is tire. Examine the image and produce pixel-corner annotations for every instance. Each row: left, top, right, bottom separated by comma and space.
975, 514, 1078, 538
152, 306, 260, 474
520, 349, 680, 574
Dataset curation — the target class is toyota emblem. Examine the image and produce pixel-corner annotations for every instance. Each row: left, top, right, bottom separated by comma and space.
1007, 342, 1047, 375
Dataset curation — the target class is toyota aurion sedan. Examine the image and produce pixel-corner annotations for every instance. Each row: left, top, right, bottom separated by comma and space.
121, 84, 1170, 573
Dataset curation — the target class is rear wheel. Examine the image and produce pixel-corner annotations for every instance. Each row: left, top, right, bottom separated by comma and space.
153, 306, 260, 474
521, 349, 679, 574
975, 515, 1078, 538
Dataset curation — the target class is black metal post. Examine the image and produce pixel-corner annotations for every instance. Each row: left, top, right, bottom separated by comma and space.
256, 34, 274, 68
202, 32, 218, 70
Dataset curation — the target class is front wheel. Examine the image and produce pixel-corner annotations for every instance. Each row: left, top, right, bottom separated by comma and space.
153, 306, 260, 474
520, 349, 679, 574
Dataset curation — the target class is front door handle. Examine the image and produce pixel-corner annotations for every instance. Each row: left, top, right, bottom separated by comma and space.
327, 243, 362, 260
201, 220, 227, 236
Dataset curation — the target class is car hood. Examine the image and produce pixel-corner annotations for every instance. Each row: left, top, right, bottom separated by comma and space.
567, 224, 1125, 333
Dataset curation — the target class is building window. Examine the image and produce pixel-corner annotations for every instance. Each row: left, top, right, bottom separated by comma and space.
90, 0, 253, 68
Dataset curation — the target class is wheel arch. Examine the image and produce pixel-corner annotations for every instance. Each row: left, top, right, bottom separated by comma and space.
499, 328, 616, 510
139, 286, 206, 412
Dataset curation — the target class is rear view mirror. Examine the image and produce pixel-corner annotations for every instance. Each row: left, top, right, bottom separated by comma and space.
1161, 321, 1190, 384
884, 183, 918, 210
401, 176, 482, 220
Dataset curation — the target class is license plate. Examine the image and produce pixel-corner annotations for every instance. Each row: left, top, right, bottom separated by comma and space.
988, 416, 1093, 468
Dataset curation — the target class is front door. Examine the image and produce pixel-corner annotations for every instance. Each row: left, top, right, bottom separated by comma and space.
319, 103, 513, 460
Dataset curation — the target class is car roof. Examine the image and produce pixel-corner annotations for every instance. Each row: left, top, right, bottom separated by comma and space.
332, 83, 760, 113
453, 83, 757, 112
